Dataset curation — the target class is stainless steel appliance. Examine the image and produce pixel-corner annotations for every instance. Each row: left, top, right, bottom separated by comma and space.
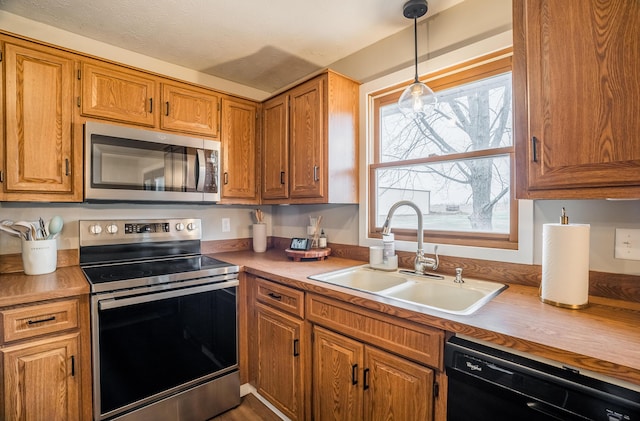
445, 336, 640, 420
80, 218, 240, 421
84, 122, 220, 203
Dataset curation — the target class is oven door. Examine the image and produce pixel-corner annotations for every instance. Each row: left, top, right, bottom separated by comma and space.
91, 280, 238, 421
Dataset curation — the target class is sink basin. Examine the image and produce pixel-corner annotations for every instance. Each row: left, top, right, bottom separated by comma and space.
309, 265, 507, 315
308, 266, 408, 292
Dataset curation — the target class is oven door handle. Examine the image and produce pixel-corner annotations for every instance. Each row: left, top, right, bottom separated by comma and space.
98, 280, 238, 310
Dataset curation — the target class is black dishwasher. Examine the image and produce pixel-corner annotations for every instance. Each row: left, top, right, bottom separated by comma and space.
445, 336, 640, 420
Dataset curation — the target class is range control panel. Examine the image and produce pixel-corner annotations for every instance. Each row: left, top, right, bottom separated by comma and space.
79, 219, 201, 247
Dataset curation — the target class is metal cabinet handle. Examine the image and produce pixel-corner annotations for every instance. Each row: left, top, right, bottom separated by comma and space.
313, 165, 319, 182
531, 136, 538, 162
27, 315, 56, 325
149, 98, 153, 113
224, 172, 229, 185
363, 368, 370, 390
165, 101, 170, 116
351, 364, 358, 385
267, 292, 282, 301
280, 171, 285, 185
71, 355, 75, 377
65, 158, 70, 176
293, 339, 300, 357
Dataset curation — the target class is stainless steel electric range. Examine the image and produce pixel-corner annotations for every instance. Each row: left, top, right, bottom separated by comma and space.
80, 218, 240, 421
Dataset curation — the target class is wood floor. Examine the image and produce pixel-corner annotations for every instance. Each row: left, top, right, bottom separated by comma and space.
211, 393, 282, 421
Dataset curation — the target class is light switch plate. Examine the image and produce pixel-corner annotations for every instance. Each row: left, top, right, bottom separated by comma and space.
614, 228, 640, 261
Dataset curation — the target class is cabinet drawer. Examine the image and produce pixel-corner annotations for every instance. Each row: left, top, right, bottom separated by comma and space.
256, 278, 304, 318
307, 294, 444, 369
1, 299, 80, 344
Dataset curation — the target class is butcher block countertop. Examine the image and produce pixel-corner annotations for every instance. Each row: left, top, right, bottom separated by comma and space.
214, 249, 640, 388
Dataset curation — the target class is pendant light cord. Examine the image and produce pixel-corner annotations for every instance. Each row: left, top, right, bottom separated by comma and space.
413, 17, 419, 83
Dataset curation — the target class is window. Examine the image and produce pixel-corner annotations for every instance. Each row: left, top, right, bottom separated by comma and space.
369, 50, 517, 249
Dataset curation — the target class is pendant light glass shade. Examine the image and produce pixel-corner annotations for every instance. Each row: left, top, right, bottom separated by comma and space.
398, 79, 436, 117
398, 0, 436, 118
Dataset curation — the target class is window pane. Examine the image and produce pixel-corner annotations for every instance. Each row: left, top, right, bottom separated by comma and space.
375, 155, 511, 233
379, 73, 512, 163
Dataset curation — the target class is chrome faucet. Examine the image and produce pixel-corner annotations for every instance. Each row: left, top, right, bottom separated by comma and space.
381, 200, 439, 274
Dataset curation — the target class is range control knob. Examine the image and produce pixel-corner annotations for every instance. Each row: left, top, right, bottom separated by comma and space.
106, 224, 118, 234
175, 223, 185, 231
186, 222, 197, 231
89, 224, 103, 235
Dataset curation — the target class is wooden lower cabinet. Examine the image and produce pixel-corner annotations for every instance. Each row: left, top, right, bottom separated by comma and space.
0, 296, 90, 421
1, 333, 81, 421
255, 302, 306, 420
313, 325, 434, 421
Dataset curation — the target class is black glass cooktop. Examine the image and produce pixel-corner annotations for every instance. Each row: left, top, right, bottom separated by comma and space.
82, 255, 238, 293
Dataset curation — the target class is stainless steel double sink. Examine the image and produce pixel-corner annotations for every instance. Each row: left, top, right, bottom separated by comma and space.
308, 265, 507, 315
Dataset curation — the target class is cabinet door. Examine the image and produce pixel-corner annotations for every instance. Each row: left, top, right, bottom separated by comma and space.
262, 94, 289, 200
289, 76, 325, 200
2, 333, 80, 421
363, 346, 434, 421
312, 326, 363, 421
515, 0, 640, 198
2, 42, 78, 200
220, 97, 258, 203
255, 303, 304, 420
161, 83, 220, 137
81, 61, 156, 126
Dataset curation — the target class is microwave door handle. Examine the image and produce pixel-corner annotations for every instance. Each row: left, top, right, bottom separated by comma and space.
196, 149, 206, 191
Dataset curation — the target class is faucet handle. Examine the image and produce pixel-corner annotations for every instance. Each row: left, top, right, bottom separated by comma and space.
454, 267, 464, 283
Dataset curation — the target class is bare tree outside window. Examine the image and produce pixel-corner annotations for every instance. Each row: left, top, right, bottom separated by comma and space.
373, 71, 514, 236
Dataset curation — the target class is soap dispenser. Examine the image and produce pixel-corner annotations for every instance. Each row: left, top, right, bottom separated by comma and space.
382, 233, 398, 270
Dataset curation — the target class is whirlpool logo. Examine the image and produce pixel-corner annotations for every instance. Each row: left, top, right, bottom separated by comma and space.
465, 361, 482, 372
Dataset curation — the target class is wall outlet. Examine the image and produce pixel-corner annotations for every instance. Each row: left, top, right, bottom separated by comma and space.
614, 228, 640, 261
221, 218, 231, 233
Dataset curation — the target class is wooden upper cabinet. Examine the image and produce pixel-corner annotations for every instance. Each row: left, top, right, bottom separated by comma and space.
514, 0, 640, 198
1, 40, 82, 201
262, 94, 289, 200
289, 76, 325, 200
220, 97, 258, 203
80, 61, 157, 127
261, 70, 359, 204
160, 83, 220, 137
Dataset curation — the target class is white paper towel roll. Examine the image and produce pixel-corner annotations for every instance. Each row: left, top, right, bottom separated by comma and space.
541, 223, 590, 308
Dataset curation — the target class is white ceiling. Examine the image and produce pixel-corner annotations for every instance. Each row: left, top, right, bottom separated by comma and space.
0, 0, 462, 93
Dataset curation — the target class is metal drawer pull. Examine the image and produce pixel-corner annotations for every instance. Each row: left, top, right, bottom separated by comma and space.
71, 355, 75, 377
27, 315, 56, 325
280, 171, 285, 185
165, 101, 170, 116
531, 136, 538, 162
267, 292, 282, 301
363, 368, 370, 390
65, 158, 70, 176
293, 339, 300, 356
149, 98, 153, 113
313, 165, 319, 181
351, 364, 358, 385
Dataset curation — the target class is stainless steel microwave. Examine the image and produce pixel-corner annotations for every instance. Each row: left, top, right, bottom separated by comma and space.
84, 122, 220, 203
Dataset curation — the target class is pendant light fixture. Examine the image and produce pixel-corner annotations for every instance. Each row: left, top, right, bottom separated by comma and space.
397, 0, 437, 118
